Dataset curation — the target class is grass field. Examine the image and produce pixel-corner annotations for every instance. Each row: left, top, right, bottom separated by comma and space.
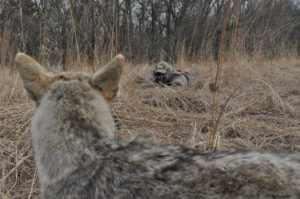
1, 55, 300, 198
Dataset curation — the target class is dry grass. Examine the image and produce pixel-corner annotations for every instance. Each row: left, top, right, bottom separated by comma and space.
1, 56, 300, 198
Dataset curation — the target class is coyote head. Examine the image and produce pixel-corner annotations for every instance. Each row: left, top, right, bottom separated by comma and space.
15, 53, 124, 103
14, 53, 125, 188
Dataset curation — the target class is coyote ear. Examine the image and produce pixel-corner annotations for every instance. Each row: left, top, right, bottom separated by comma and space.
90, 54, 125, 101
15, 53, 55, 101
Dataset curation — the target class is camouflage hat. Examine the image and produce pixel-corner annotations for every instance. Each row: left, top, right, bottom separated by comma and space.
155, 68, 167, 74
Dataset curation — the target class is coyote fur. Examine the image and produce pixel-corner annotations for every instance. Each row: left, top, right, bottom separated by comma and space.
15, 53, 300, 199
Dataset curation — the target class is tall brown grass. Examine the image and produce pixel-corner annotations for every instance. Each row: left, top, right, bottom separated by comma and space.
1, 3, 300, 196
1, 49, 300, 198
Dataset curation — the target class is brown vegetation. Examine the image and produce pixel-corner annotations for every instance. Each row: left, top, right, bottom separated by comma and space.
1, 0, 300, 198
1, 54, 300, 198
1, 0, 300, 65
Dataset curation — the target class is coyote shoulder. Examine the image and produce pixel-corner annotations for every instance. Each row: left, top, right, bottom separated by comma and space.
15, 53, 300, 199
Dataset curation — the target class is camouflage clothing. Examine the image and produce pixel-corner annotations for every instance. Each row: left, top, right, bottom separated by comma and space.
152, 61, 193, 86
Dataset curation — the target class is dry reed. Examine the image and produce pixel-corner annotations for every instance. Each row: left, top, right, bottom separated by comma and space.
1, 55, 300, 198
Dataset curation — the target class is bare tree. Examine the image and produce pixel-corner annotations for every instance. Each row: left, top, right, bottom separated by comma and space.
0, 0, 300, 65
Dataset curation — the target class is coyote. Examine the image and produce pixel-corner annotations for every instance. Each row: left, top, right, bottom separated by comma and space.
152, 61, 194, 86
16, 53, 300, 199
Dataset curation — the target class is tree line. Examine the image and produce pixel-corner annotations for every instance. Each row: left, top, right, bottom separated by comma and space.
1, 0, 300, 67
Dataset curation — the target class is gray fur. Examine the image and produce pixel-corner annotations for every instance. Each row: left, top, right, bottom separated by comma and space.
152, 61, 194, 87
16, 53, 300, 199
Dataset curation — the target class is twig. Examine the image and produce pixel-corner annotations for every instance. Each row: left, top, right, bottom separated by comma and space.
208, 0, 231, 150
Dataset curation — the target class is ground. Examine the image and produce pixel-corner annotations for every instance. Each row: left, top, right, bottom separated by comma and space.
1, 57, 300, 198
